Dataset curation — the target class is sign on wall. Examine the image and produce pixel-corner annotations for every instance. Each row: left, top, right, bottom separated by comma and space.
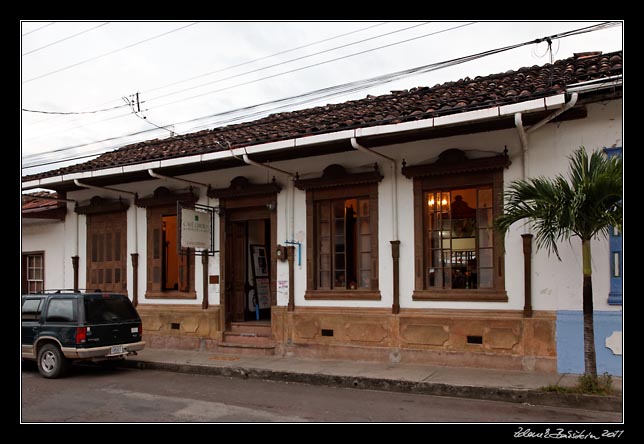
177, 203, 216, 255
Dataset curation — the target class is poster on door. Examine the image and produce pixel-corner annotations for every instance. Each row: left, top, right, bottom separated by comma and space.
250, 245, 271, 309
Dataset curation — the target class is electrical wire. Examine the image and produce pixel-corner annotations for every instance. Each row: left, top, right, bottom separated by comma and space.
22, 21, 621, 170
22, 102, 132, 115
23, 22, 390, 128
22, 22, 110, 56
22, 22, 199, 84
22, 22, 55, 37
23, 22, 461, 142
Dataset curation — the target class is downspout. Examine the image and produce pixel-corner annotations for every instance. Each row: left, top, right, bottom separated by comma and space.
239, 152, 300, 312
513, 92, 578, 318
74, 180, 139, 303
350, 137, 400, 315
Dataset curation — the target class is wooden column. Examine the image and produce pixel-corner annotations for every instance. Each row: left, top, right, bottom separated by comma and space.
202, 251, 209, 309
287, 246, 295, 312
521, 234, 533, 318
71, 256, 79, 292
391, 240, 400, 314
131, 253, 139, 306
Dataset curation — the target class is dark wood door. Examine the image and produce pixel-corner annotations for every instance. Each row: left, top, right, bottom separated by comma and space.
226, 221, 247, 323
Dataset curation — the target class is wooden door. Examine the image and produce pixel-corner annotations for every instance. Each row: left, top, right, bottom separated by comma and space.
226, 221, 247, 323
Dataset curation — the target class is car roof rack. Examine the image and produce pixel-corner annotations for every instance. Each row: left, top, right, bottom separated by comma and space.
30, 288, 104, 294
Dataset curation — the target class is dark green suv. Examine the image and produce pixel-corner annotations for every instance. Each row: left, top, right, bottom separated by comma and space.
21, 291, 145, 378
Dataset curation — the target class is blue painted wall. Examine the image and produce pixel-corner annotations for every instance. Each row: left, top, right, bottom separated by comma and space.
556, 311, 622, 376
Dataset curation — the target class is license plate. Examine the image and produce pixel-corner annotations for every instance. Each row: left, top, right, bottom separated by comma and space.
110, 345, 124, 355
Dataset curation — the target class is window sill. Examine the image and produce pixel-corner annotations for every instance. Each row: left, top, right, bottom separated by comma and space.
145, 291, 197, 300
412, 289, 507, 302
305, 290, 381, 301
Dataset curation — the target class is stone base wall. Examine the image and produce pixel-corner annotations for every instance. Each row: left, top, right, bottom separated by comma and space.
139, 304, 556, 372
272, 307, 556, 372
137, 304, 223, 350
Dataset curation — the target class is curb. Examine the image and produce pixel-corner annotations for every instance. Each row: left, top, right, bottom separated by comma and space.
120, 359, 622, 413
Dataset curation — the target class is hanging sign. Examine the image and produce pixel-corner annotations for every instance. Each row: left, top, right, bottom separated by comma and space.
180, 207, 212, 250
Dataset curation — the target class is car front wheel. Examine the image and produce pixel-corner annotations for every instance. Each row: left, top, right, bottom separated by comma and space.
37, 344, 68, 378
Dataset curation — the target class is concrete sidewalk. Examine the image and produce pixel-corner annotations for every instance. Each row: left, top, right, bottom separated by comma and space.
120, 348, 622, 413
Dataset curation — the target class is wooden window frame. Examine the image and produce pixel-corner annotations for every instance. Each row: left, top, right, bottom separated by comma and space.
136, 187, 197, 300
296, 164, 382, 301
22, 251, 44, 294
403, 149, 509, 302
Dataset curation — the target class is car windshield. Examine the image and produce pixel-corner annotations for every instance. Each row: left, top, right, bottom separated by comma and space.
84, 295, 139, 323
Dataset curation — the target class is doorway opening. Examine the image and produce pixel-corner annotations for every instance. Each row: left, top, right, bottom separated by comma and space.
225, 217, 273, 324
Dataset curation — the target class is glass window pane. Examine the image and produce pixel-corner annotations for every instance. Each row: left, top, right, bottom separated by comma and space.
479, 268, 493, 288
478, 188, 493, 209
360, 253, 371, 271
334, 271, 346, 288
333, 200, 345, 218
335, 254, 345, 269
479, 248, 493, 268
46, 299, 76, 322
477, 208, 493, 228
360, 272, 370, 289
479, 228, 493, 248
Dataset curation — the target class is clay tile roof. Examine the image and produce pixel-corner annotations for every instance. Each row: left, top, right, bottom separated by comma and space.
23, 50, 622, 182
22, 191, 60, 210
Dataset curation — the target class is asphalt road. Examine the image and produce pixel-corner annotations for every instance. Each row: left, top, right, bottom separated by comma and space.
21, 362, 622, 423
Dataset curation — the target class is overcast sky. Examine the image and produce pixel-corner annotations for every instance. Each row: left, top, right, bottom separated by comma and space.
20, 21, 623, 175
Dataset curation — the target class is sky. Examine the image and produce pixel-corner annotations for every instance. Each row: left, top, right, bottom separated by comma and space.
20, 21, 623, 176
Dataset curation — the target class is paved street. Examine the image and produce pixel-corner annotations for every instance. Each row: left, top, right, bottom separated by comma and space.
21, 362, 622, 423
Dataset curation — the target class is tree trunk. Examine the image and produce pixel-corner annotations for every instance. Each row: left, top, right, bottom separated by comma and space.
582, 238, 597, 377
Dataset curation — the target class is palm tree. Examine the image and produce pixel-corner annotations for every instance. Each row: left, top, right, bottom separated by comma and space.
495, 147, 622, 377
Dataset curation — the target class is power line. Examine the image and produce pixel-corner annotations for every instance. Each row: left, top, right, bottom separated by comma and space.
145, 22, 475, 110
22, 22, 110, 56
145, 22, 430, 103
22, 22, 392, 129
22, 22, 621, 170
22, 102, 132, 115
22, 22, 55, 37
22, 22, 199, 84
23, 22, 458, 142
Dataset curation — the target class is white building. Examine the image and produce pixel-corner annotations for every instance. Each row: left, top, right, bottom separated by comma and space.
22, 51, 623, 375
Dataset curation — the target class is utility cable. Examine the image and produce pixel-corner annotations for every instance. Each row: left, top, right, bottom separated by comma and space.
23, 22, 389, 127
22, 22, 110, 56
22, 22, 55, 37
22, 22, 621, 170
22, 22, 199, 84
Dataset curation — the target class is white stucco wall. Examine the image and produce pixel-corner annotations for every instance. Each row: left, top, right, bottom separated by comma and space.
31, 97, 621, 313
21, 219, 66, 291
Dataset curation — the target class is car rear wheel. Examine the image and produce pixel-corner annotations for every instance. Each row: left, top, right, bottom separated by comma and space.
37, 344, 68, 378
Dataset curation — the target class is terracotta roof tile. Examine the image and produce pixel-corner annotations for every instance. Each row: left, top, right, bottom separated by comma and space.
22, 191, 59, 210
23, 50, 622, 182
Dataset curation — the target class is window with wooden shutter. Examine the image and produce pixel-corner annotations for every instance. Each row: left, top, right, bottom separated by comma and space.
86, 212, 127, 293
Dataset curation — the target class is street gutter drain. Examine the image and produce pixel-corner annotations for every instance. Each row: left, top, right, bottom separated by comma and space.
171, 323, 181, 330
321, 329, 334, 337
